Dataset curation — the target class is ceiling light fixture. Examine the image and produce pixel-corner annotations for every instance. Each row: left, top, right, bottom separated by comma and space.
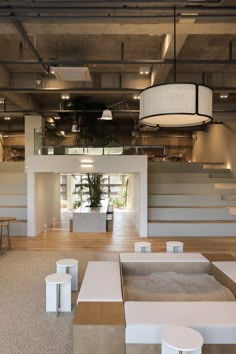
139, 66, 150, 75
61, 94, 70, 100
100, 109, 113, 121
4, 116, 11, 120
139, 6, 213, 128
220, 94, 228, 99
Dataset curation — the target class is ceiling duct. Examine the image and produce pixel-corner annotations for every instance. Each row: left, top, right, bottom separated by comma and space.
51, 66, 92, 81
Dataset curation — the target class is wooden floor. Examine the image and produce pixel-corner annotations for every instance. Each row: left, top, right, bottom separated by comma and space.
9, 210, 236, 259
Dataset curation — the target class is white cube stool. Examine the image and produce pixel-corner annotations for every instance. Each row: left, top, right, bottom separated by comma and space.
161, 325, 203, 354
45, 273, 72, 314
56, 258, 79, 291
134, 241, 151, 253
166, 241, 184, 253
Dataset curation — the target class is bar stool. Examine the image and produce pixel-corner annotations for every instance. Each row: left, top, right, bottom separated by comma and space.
166, 241, 184, 253
0, 221, 11, 252
45, 273, 72, 314
161, 325, 204, 354
56, 258, 79, 291
134, 241, 151, 253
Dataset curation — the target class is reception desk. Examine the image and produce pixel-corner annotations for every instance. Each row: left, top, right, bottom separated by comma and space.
73, 200, 108, 233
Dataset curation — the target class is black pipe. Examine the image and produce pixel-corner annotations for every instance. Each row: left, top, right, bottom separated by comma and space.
0, 86, 234, 93
0, 6, 234, 12
0, 13, 235, 20
12, 19, 49, 73
0, 59, 236, 66
0, 59, 234, 65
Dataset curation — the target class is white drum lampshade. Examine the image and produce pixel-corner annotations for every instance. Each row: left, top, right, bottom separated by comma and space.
139, 83, 213, 128
100, 109, 113, 120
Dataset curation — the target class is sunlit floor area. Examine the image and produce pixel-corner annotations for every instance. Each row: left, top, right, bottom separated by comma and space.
9, 210, 236, 260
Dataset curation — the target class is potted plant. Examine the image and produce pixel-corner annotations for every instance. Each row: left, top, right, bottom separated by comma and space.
83, 173, 105, 207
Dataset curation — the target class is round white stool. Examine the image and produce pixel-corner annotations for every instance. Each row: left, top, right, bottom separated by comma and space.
166, 241, 184, 253
56, 258, 79, 291
134, 241, 151, 253
45, 273, 72, 314
161, 325, 204, 354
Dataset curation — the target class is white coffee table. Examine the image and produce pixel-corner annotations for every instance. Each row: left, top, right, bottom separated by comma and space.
134, 241, 151, 253
56, 258, 79, 291
166, 241, 184, 253
161, 325, 203, 354
45, 273, 72, 314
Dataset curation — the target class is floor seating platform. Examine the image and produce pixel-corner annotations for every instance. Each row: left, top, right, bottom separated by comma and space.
77, 261, 123, 302
125, 302, 236, 354
120, 253, 210, 275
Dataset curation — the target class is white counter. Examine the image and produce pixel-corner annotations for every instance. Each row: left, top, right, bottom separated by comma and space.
73, 200, 108, 232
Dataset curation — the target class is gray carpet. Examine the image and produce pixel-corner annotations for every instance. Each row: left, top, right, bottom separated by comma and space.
0, 250, 118, 354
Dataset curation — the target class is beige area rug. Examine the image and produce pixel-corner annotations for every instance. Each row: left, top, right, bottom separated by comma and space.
0, 250, 118, 354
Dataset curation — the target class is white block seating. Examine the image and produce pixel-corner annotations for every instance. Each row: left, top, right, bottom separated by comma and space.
125, 302, 236, 345
161, 325, 204, 354
166, 241, 184, 253
45, 273, 72, 313
134, 241, 151, 253
77, 261, 123, 303
213, 261, 236, 283
56, 258, 79, 291
120, 252, 208, 263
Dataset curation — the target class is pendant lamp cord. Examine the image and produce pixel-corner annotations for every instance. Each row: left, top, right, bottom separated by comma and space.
174, 4, 177, 83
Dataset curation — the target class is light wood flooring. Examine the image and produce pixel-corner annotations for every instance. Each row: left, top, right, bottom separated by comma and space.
9, 210, 236, 259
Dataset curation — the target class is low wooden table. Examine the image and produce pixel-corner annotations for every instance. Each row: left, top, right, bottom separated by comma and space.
0, 216, 16, 254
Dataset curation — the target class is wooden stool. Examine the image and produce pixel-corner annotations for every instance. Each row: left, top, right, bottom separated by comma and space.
0, 221, 11, 254
56, 258, 79, 291
45, 273, 72, 314
134, 241, 151, 253
166, 241, 184, 253
161, 325, 203, 354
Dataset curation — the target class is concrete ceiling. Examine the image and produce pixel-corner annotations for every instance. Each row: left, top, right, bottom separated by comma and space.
0, 0, 235, 133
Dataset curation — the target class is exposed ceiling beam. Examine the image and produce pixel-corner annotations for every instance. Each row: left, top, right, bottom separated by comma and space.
0, 59, 236, 65
0, 22, 236, 35
1, 14, 236, 21
152, 17, 196, 85
0, 86, 234, 93
11, 19, 49, 73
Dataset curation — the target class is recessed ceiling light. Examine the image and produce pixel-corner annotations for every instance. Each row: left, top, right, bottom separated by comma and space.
61, 94, 70, 100
220, 94, 228, 99
139, 66, 150, 75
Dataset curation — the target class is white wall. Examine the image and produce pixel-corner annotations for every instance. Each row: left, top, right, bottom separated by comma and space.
28, 172, 60, 236
27, 155, 148, 237
192, 124, 233, 170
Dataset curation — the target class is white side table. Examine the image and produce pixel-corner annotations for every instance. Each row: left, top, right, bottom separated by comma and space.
161, 325, 204, 354
56, 258, 79, 291
45, 273, 72, 314
166, 241, 184, 253
134, 241, 151, 253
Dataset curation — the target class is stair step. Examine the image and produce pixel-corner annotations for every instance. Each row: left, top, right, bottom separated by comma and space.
149, 183, 216, 194
223, 194, 236, 201
148, 194, 228, 207
148, 221, 236, 237
0, 208, 27, 219
148, 207, 236, 220
9, 219, 27, 236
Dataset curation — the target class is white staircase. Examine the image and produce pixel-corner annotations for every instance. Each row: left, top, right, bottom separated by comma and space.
0, 162, 27, 236
148, 162, 236, 237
